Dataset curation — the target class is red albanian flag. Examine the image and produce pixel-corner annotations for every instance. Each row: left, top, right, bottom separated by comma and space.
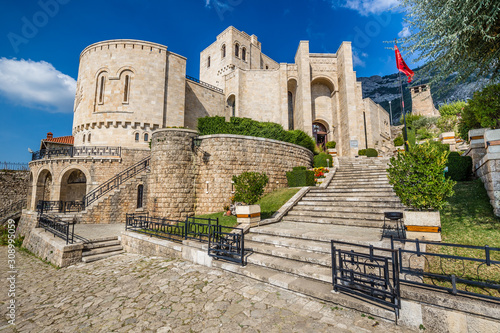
395, 45, 414, 83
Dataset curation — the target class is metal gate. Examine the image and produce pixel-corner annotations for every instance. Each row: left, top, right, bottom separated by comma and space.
331, 241, 401, 319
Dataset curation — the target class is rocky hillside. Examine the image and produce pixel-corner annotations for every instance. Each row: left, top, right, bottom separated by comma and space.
358, 68, 490, 124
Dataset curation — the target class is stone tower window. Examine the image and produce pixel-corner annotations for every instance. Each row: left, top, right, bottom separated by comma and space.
83, 134, 86, 143
207, 56, 211, 68
135, 133, 139, 142
98, 75, 105, 104
88, 133, 91, 143
242, 47, 246, 61
235, 43, 239, 58
221, 44, 226, 58
123, 75, 130, 103
144, 133, 149, 142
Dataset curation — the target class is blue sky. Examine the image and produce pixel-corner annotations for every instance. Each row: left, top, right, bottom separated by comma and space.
0, 0, 413, 163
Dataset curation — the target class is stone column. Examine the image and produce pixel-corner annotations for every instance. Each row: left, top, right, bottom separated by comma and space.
147, 129, 198, 219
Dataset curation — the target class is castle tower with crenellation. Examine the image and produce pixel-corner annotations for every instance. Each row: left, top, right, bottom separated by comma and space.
410, 84, 440, 117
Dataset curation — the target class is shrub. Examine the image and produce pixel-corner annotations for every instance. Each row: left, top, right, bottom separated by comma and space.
428, 140, 450, 154
313, 153, 333, 167
446, 155, 473, 181
401, 114, 423, 128
394, 136, 404, 146
439, 101, 467, 117
416, 127, 434, 140
325, 141, 336, 149
232, 172, 269, 205
387, 141, 455, 210
448, 152, 461, 158
437, 115, 459, 132
412, 116, 438, 131
358, 149, 366, 156
197, 116, 316, 153
365, 148, 378, 157
286, 169, 315, 187
292, 166, 307, 171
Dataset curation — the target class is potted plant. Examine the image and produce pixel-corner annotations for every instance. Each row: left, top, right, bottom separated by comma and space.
387, 141, 455, 241
232, 172, 269, 225
326, 141, 337, 156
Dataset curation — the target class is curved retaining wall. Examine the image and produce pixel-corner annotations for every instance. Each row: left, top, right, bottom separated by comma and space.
195, 134, 313, 214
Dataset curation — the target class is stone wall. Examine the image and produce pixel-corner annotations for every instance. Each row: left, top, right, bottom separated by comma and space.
184, 80, 225, 130
0, 170, 29, 211
195, 134, 313, 214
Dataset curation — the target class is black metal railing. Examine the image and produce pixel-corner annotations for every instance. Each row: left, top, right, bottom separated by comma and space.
331, 241, 401, 320
31, 146, 121, 161
126, 213, 245, 266
36, 200, 85, 214
186, 75, 224, 93
392, 237, 500, 301
0, 162, 29, 171
84, 156, 150, 207
0, 198, 27, 222
38, 213, 75, 244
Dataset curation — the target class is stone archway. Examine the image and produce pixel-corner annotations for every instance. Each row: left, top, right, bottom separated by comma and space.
59, 169, 87, 202
35, 169, 53, 205
227, 95, 236, 117
312, 120, 329, 149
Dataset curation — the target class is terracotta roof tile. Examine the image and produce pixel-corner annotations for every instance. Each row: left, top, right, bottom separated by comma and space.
42, 136, 74, 145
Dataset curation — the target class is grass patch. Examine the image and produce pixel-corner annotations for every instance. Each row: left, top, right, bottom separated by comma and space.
257, 187, 300, 220
194, 212, 237, 228
423, 179, 500, 297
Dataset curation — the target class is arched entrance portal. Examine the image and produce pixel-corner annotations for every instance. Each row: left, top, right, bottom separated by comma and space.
35, 170, 53, 204
312, 121, 328, 149
60, 169, 87, 202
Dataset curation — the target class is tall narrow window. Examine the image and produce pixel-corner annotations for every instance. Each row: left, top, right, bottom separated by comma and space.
123, 75, 130, 103
221, 44, 226, 58
83, 134, 86, 143
288, 91, 294, 130
242, 47, 246, 61
135, 133, 139, 141
144, 133, 149, 142
88, 133, 91, 143
98, 76, 105, 104
235, 43, 239, 57
137, 184, 143, 209
207, 56, 211, 68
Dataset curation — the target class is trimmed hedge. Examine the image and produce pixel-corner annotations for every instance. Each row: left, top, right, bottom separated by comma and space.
358, 149, 366, 156
292, 166, 307, 171
197, 116, 315, 153
394, 136, 404, 146
365, 148, 378, 157
446, 156, 472, 181
326, 141, 336, 149
313, 153, 333, 168
286, 169, 315, 187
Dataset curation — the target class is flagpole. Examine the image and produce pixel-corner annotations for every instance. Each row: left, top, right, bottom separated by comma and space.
395, 39, 409, 152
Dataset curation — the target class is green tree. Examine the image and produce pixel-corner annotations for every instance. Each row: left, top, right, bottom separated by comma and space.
387, 142, 455, 210
398, 0, 500, 87
439, 101, 467, 117
458, 83, 500, 139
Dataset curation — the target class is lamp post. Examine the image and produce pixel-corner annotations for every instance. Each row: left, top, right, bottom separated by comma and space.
389, 100, 392, 126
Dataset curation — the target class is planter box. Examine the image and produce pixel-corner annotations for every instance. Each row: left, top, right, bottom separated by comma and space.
484, 128, 500, 154
327, 148, 337, 157
469, 128, 489, 149
439, 131, 456, 145
236, 205, 261, 225
403, 211, 441, 242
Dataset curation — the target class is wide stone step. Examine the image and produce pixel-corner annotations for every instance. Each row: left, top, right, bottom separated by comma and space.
306, 192, 397, 198
335, 170, 388, 175
82, 238, 120, 250
82, 245, 123, 257
287, 210, 386, 220
326, 185, 393, 190
291, 204, 403, 215
282, 215, 385, 228
81, 250, 125, 263
297, 200, 404, 208
245, 240, 331, 267
246, 253, 332, 283
329, 179, 390, 184
245, 233, 331, 254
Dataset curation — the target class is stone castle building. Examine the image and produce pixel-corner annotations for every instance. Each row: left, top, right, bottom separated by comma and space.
410, 84, 439, 117
23, 26, 392, 225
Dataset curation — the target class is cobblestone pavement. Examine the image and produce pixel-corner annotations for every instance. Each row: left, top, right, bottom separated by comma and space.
0, 250, 417, 333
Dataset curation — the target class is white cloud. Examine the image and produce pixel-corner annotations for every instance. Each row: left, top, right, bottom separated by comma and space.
328, 0, 399, 16
0, 58, 76, 113
352, 49, 368, 68
398, 23, 411, 38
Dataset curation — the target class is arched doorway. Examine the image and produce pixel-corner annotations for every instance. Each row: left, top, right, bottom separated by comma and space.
35, 170, 53, 205
227, 95, 236, 118
60, 169, 87, 202
312, 121, 328, 149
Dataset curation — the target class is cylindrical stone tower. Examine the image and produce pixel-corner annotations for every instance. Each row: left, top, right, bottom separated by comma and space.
147, 129, 198, 219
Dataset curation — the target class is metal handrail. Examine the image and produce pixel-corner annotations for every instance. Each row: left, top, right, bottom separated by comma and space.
83, 156, 150, 207
186, 75, 223, 93
38, 213, 75, 244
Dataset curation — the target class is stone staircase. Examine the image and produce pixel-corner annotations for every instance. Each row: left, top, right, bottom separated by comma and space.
211, 157, 405, 318
81, 236, 124, 263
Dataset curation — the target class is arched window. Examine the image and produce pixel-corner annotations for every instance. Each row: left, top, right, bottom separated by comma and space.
144, 133, 149, 142
242, 47, 246, 61
88, 133, 91, 143
235, 43, 239, 57
123, 75, 130, 103
207, 56, 211, 68
221, 44, 226, 58
266, 65, 269, 70
135, 133, 139, 142
83, 134, 86, 143
227, 95, 236, 118
137, 184, 143, 209
98, 75, 105, 104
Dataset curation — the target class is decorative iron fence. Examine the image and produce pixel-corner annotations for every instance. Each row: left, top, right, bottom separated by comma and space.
84, 156, 150, 207
31, 146, 121, 161
125, 213, 245, 266
38, 213, 75, 244
0, 162, 29, 171
331, 241, 401, 319
37, 200, 85, 214
392, 237, 500, 301
186, 75, 223, 93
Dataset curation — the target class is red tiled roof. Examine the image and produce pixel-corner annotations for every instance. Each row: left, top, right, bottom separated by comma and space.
42, 136, 74, 145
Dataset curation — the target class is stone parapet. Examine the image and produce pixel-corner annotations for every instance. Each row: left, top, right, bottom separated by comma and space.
476, 152, 500, 216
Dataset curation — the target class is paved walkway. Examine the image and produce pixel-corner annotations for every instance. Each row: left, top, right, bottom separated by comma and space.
0, 249, 416, 333
73, 223, 125, 242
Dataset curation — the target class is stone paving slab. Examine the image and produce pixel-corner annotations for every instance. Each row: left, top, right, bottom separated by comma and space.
0, 249, 417, 333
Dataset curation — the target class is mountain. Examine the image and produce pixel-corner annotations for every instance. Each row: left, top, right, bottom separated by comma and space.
357, 68, 490, 125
